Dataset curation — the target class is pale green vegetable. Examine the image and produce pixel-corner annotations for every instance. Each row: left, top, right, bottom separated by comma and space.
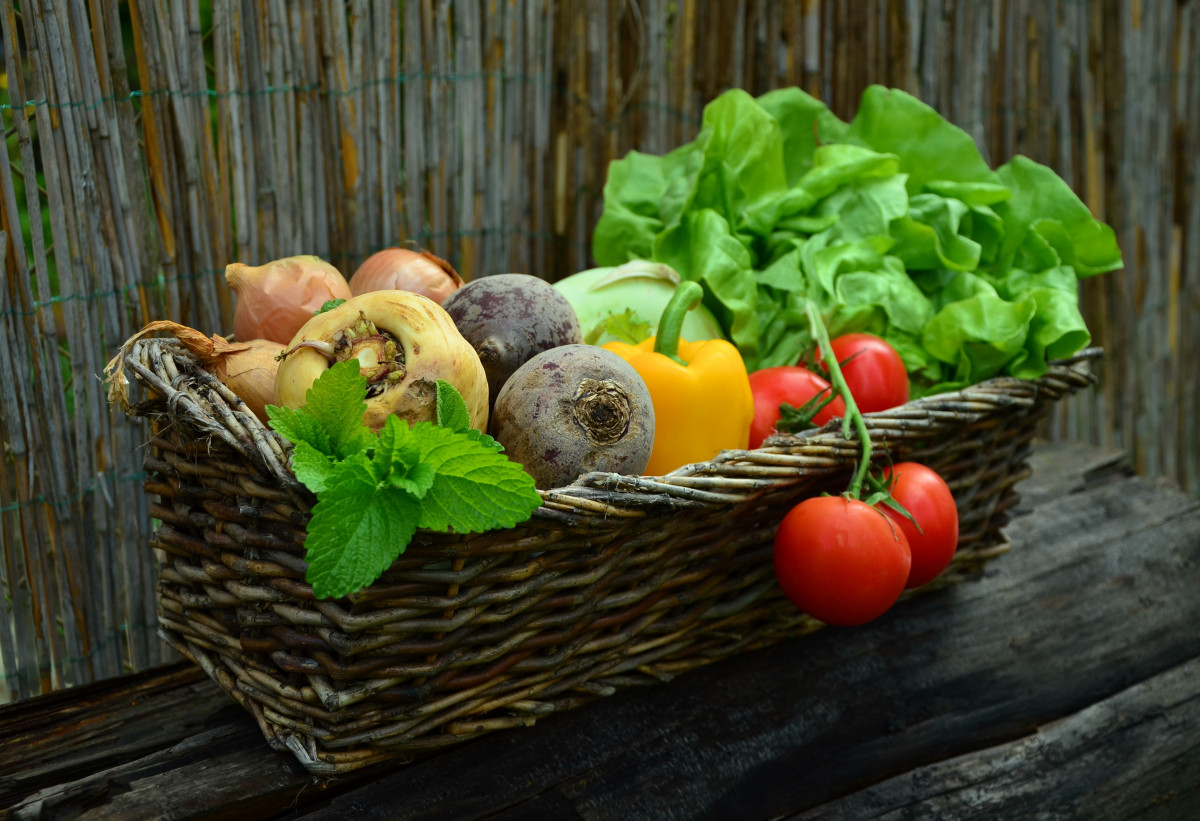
592, 85, 1124, 394
554, 260, 727, 346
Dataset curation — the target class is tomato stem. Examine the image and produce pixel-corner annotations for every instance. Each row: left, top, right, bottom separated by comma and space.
804, 301, 873, 499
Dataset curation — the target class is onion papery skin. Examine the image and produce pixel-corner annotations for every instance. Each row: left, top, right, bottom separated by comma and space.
103, 320, 283, 423
209, 339, 284, 423
227, 255, 353, 344
274, 290, 489, 433
349, 248, 464, 305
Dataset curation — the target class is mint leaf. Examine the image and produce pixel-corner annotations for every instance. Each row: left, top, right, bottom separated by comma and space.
374, 416, 423, 478
435, 379, 472, 432
432, 380, 503, 451
299, 360, 375, 458
373, 416, 437, 498
409, 422, 542, 532
391, 461, 437, 499
302, 459, 421, 600
267, 404, 331, 455
267, 360, 374, 457
290, 440, 341, 492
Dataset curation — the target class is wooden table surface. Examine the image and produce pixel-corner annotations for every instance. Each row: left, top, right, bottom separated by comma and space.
2, 440, 1199, 821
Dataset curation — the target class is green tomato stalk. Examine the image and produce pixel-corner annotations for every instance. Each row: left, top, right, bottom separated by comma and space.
804, 301, 873, 500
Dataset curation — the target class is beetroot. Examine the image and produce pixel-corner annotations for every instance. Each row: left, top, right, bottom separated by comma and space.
442, 273, 581, 408
490, 344, 655, 489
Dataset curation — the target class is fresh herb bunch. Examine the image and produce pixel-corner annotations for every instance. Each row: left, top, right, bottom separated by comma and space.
266, 360, 542, 599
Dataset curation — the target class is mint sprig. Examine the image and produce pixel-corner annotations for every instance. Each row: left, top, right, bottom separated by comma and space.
435, 377, 503, 452
266, 363, 541, 599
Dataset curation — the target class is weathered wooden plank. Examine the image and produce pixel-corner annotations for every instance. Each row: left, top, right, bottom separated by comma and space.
1011, 437, 1133, 512
4, 725, 319, 821
0, 664, 212, 807
0, 665, 380, 820
791, 654, 1200, 820
4, 442, 1197, 820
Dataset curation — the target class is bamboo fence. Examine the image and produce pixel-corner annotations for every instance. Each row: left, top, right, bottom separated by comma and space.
0, 0, 1196, 700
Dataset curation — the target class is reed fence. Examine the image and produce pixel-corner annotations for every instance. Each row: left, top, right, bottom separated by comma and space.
0, 0, 1196, 701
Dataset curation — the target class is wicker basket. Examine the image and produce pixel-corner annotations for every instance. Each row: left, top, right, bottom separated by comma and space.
109, 336, 1099, 774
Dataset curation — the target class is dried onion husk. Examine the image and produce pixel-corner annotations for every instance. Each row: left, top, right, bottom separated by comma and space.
227, 255, 352, 344
348, 248, 464, 304
104, 320, 281, 422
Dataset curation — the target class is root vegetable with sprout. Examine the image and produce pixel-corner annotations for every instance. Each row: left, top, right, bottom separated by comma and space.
274, 291, 489, 432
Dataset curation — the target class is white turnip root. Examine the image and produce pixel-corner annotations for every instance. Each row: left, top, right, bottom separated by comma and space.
274, 291, 489, 433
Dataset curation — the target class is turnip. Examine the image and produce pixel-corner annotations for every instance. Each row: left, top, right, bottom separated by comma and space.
491, 344, 655, 489
274, 291, 489, 433
441, 274, 582, 407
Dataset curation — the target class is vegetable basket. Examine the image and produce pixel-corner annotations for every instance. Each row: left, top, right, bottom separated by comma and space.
109, 335, 1099, 775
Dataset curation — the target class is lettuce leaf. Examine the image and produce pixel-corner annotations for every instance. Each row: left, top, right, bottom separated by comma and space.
654, 208, 760, 362
845, 86, 1001, 195
591, 84, 1122, 389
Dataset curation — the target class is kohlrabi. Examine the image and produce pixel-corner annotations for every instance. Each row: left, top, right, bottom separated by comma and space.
554, 260, 726, 347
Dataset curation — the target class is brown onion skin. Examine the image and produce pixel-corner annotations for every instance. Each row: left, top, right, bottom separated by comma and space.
227, 255, 352, 344
209, 339, 284, 423
349, 248, 464, 305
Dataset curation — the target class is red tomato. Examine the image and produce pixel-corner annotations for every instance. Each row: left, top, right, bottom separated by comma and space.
828, 333, 910, 413
773, 495, 911, 626
878, 462, 960, 589
748, 366, 847, 449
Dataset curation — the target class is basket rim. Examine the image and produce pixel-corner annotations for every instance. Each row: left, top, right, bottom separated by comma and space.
109, 336, 1100, 517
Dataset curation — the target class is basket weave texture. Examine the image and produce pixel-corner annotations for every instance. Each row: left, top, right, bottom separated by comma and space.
111, 336, 1099, 774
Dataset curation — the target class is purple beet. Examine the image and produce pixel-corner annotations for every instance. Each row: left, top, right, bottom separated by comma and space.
490, 344, 655, 489
442, 273, 582, 407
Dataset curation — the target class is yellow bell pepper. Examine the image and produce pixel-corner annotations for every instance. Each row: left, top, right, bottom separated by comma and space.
603, 281, 753, 475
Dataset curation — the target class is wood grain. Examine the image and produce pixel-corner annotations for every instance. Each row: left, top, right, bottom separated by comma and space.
792, 656, 1200, 820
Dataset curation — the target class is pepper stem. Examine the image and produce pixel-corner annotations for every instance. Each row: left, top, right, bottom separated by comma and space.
804, 301, 873, 499
653, 280, 704, 365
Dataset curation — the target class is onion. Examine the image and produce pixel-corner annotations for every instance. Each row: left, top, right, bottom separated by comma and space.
208, 339, 285, 422
348, 247, 464, 304
226, 255, 353, 344
104, 320, 282, 423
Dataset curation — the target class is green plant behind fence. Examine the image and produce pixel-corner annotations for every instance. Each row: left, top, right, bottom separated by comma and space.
1, 0, 1196, 700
